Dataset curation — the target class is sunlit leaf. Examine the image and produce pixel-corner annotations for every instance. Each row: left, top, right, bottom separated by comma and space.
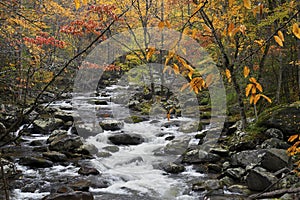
203, 24, 211, 33
244, 66, 250, 78
188, 70, 193, 80
243, 0, 251, 9
249, 77, 257, 84
251, 85, 257, 94
173, 63, 180, 74
74, 0, 80, 10
246, 84, 253, 97
146, 47, 155, 61
274, 35, 283, 47
158, 21, 165, 30
225, 69, 231, 83
82, 0, 88, 5
254, 94, 261, 104
288, 134, 299, 142
260, 94, 272, 103
292, 23, 300, 39
250, 94, 255, 104
165, 20, 171, 29
278, 30, 284, 42
256, 82, 263, 92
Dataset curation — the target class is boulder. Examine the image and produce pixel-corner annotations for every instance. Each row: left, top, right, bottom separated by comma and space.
161, 162, 185, 174
19, 156, 53, 168
192, 179, 222, 191
42, 151, 68, 162
42, 191, 94, 200
260, 148, 290, 172
159, 136, 190, 155
265, 128, 284, 140
261, 138, 290, 149
33, 118, 64, 134
182, 149, 220, 164
54, 111, 74, 122
257, 102, 300, 136
246, 167, 278, 191
103, 145, 119, 153
68, 180, 91, 191
99, 120, 124, 131
108, 133, 144, 145
224, 167, 246, 180
178, 121, 202, 133
76, 144, 98, 155
231, 150, 264, 167
49, 133, 83, 153
78, 166, 100, 176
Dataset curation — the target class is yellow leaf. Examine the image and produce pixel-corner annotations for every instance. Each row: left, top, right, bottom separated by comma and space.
251, 85, 257, 94
205, 74, 213, 87
246, 84, 253, 97
228, 23, 235, 36
165, 20, 171, 29
260, 94, 272, 103
82, 0, 88, 5
188, 70, 193, 80
239, 25, 247, 35
244, 66, 250, 78
165, 51, 174, 66
274, 35, 283, 47
259, 3, 264, 15
203, 24, 211, 33
288, 134, 299, 142
74, 0, 80, 10
254, 39, 264, 46
225, 69, 231, 83
243, 0, 251, 9
158, 21, 165, 30
250, 94, 255, 104
292, 23, 300, 39
173, 63, 180, 74
278, 31, 284, 42
254, 94, 261, 105
229, 0, 234, 7
256, 82, 263, 92
252, 6, 258, 17
146, 47, 155, 61
249, 77, 257, 84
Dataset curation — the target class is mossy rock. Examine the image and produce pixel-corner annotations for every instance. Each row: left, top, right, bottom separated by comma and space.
256, 101, 300, 136
124, 115, 144, 123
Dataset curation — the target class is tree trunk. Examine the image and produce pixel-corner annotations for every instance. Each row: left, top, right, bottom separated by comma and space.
276, 54, 283, 103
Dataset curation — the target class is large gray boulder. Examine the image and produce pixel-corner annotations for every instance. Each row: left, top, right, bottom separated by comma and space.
33, 118, 64, 134
19, 156, 53, 168
182, 149, 220, 164
42, 191, 94, 200
246, 167, 278, 191
48, 132, 83, 152
108, 133, 144, 145
99, 120, 124, 131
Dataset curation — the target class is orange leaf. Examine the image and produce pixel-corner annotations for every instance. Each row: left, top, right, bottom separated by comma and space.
274, 35, 283, 47
165, 20, 171, 29
278, 30, 284, 42
260, 94, 272, 103
251, 85, 257, 94
249, 77, 257, 84
146, 47, 155, 61
225, 69, 231, 83
243, 0, 251, 9
173, 63, 180, 74
292, 23, 300, 39
203, 24, 211, 33
245, 84, 253, 97
254, 94, 261, 104
229, 0, 234, 7
288, 134, 299, 142
74, 0, 80, 10
244, 66, 250, 78
158, 21, 165, 30
256, 82, 263, 92
250, 94, 255, 104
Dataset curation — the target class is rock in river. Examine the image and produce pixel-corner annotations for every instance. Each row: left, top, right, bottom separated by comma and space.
108, 133, 144, 145
99, 119, 124, 131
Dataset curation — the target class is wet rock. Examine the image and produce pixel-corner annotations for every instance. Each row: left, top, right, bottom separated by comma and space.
182, 149, 220, 164
78, 166, 100, 176
56, 186, 74, 193
192, 179, 222, 191
54, 111, 74, 122
178, 121, 202, 133
90, 99, 108, 105
19, 156, 53, 168
165, 135, 175, 141
42, 151, 68, 162
0, 122, 14, 145
49, 133, 83, 153
260, 148, 290, 172
210, 147, 229, 156
21, 182, 39, 192
207, 164, 222, 173
76, 144, 98, 155
103, 145, 119, 153
227, 185, 252, 196
161, 162, 185, 174
69, 180, 91, 191
246, 167, 278, 191
124, 116, 145, 123
265, 128, 284, 140
160, 136, 190, 155
33, 118, 64, 134
224, 167, 245, 180
29, 140, 43, 146
0, 158, 17, 179
99, 119, 124, 131
231, 150, 263, 167
257, 102, 300, 136
47, 130, 68, 143
108, 133, 144, 145
42, 191, 94, 200
72, 125, 102, 138
96, 152, 112, 158
261, 138, 290, 149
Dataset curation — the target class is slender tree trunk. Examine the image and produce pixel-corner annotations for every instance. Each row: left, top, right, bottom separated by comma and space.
231, 70, 247, 129
276, 53, 283, 103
